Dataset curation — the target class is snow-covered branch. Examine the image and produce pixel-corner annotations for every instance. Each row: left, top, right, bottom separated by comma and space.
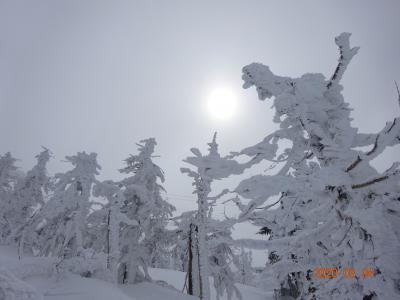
326, 32, 359, 89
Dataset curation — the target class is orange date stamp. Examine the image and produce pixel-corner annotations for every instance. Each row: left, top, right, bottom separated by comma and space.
313, 267, 374, 280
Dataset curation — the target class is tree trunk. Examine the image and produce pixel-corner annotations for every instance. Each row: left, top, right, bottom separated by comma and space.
106, 209, 111, 269
197, 192, 210, 300
187, 223, 194, 295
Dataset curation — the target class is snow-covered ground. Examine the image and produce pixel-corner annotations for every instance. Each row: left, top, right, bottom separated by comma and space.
147, 268, 272, 300
0, 245, 273, 300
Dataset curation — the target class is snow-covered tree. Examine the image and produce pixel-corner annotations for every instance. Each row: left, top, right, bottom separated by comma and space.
92, 180, 138, 281
208, 218, 242, 300
145, 224, 176, 269
37, 152, 100, 258
171, 210, 201, 295
0, 152, 19, 242
171, 210, 198, 274
10, 148, 51, 258
229, 33, 400, 299
118, 138, 175, 284
181, 133, 245, 300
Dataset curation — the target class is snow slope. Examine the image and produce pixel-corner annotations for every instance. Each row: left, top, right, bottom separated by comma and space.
0, 245, 272, 300
148, 268, 273, 300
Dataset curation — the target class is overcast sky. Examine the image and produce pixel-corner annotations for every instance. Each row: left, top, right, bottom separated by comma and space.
1, 1, 399, 254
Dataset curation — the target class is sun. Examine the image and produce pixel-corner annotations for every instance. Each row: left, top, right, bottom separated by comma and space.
206, 87, 238, 120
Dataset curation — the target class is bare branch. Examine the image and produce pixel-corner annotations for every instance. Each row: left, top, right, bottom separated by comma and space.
345, 155, 361, 172
350, 162, 399, 189
366, 134, 380, 156
352, 175, 389, 189
385, 118, 397, 134
346, 117, 399, 172
255, 197, 281, 210
207, 188, 230, 201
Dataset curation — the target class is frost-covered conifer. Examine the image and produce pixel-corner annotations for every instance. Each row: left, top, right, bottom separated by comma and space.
208, 218, 242, 300
145, 225, 176, 269
38, 152, 100, 258
118, 138, 175, 284
0, 152, 18, 196
0, 152, 19, 242
181, 133, 245, 300
10, 148, 51, 257
171, 211, 201, 295
92, 180, 138, 281
230, 33, 400, 299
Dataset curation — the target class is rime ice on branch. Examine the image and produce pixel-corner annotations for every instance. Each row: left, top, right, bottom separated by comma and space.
0, 152, 19, 242
181, 133, 244, 300
38, 152, 100, 258
232, 33, 400, 299
118, 138, 175, 284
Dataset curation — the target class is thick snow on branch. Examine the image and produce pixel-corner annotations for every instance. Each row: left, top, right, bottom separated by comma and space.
36, 151, 101, 258
242, 64, 292, 101
232, 33, 400, 299
181, 133, 243, 300
234, 175, 297, 218
183, 134, 251, 181
327, 32, 359, 89
118, 138, 175, 284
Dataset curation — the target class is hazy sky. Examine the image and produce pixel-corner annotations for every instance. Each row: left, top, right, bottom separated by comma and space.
1, 0, 400, 247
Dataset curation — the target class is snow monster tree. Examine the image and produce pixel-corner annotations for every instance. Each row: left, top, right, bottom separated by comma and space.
118, 138, 175, 284
231, 33, 400, 299
181, 133, 247, 300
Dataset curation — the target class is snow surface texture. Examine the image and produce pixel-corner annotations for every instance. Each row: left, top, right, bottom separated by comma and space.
0, 245, 271, 300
